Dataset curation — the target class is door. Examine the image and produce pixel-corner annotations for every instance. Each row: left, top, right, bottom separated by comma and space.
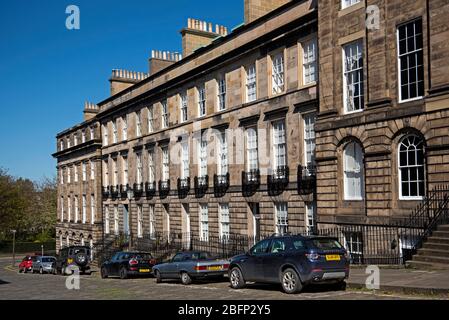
263, 238, 289, 282
251, 203, 261, 242
165, 253, 184, 278
182, 204, 191, 250
123, 205, 129, 236
108, 253, 121, 276
241, 239, 271, 281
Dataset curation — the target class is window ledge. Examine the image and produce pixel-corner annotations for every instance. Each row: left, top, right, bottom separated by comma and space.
338, 1, 365, 18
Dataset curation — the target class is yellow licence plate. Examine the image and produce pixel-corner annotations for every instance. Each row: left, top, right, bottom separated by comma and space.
326, 255, 341, 261
208, 266, 222, 271
139, 269, 151, 273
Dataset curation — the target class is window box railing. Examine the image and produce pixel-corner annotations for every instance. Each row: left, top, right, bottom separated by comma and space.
145, 181, 156, 197
194, 175, 209, 198
268, 166, 289, 196
214, 173, 230, 197
102, 186, 110, 198
110, 185, 119, 198
298, 165, 316, 195
177, 177, 190, 199
133, 183, 144, 198
159, 180, 170, 199
120, 184, 131, 198
242, 169, 260, 197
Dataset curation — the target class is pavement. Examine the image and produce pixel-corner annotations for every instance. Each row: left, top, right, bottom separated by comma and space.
0, 256, 447, 300
347, 267, 449, 296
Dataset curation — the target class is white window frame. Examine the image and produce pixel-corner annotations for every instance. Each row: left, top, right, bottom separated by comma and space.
303, 113, 316, 168
136, 110, 142, 137
74, 133, 78, 146
122, 116, 128, 141
272, 53, 285, 95
398, 135, 425, 200
60, 196, 64, 222
148, 149, 155, 183
162, 147, 170, 181
198, 85, 206, 117
90, 127, 94, 140
82, 195, 86, 224
67, 167, 71, 184
60, 168, 64, 185
67, 136, 71, 149
275, 202, 288, 235
219, 203, 230, 240
199, 204, 209, 242
112, 158, 118, 186
198, 139, 208, 177
305, 202, 316, 235
74, 196, 79, 223
81, 130, 86, 144
217, 131, 228, 175
102, 124, 108, 146
90, 160, 95, 180
217, 77, 226, 111
137, 204, 143, 238
82, 162, 87, 182
343, 40, 364, 114
397, 19, 424, 103
122, 156, 128, 185
147, 107, 154, 133
114, 205, 119, 235
112, 119, 118, 144
341, 0, 361, 9
149, 205, 156, 238
90, 194, 95, 225
180, 93, 188, 123
272, 120, 287, 170
136, 153, 143, 185
343, 142, 365, 201
74, 165, 79, 182
246, 128, 259, 171
161, 100, 169, 129
303, 38, 317, 85
105, 206, 110, 234
103, 160, 109, 186
181, 142, 190, 179
67, 196, 71, 222
246, 64, 257, 103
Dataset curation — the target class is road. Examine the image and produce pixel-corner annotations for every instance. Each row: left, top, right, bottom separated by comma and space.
0, 257, 435, 300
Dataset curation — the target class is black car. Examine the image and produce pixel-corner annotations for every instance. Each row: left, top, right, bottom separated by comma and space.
52, 246, 92, 275
228, 235, 350, 294
101, 252, 156, 279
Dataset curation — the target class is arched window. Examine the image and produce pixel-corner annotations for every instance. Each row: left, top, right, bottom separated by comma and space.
399, 135, 425, 199
344, 142, 365, 200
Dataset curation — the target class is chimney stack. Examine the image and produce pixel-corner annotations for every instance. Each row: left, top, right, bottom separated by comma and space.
83, 101, 99, 121
109, 69, 149, 96
244, 0, 291, 24
181, 18, 228, 57
148, 50, 182, 76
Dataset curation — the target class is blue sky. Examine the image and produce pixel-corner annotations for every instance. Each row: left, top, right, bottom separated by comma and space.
0, 0, 242, 182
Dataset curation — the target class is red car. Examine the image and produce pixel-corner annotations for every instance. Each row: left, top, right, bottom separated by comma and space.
19, 256, 37, 273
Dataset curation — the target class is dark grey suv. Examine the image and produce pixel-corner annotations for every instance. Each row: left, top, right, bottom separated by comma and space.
52, 246, 92, 275
229, 235, 350, 294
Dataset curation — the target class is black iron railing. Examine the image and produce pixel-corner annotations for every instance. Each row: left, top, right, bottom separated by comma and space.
194, 175, 208, 198
102, 186, 110, 198
145, 181, 156, 197
242, 169, 260, 197
177, 177, 190, 199
268, 166, 289, 196
110, 185, 119, 198
159, 180, 170, 199
133, 183, 144, 198
214, 173, 230, 197
298, 165, 316, 195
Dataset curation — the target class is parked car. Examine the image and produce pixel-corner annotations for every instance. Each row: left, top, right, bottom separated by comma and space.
18, 256, 37, 273
52, 246, 92, 275
101, 252, 156, 279
153, 251, 230, 285
228, 235, 350, 294
32, 256, 56, 274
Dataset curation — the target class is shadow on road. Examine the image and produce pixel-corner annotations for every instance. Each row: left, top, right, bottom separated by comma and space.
0, 279, 10, 285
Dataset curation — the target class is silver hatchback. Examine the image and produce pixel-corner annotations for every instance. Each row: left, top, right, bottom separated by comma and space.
32, 256, 56, 274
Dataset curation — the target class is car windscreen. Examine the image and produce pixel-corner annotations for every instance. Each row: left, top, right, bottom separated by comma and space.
133, 253, 153, 260
42, 258, 56, 263
308, 238, 343, 250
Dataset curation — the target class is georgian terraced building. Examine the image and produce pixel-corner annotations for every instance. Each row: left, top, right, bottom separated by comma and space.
53, 0, 449, 262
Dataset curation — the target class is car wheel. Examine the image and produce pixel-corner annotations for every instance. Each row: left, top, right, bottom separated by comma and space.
24, 268, 28, 274
281, 268, 303, 294
229, 267, 245, 289
155, 270, 162, 284
39, 267, 44, 275
119, 267, 128, 280
19, 268, 23, 274
333, 280, 347, 291
180, 272, 192, 285
101, 267, 108, 279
